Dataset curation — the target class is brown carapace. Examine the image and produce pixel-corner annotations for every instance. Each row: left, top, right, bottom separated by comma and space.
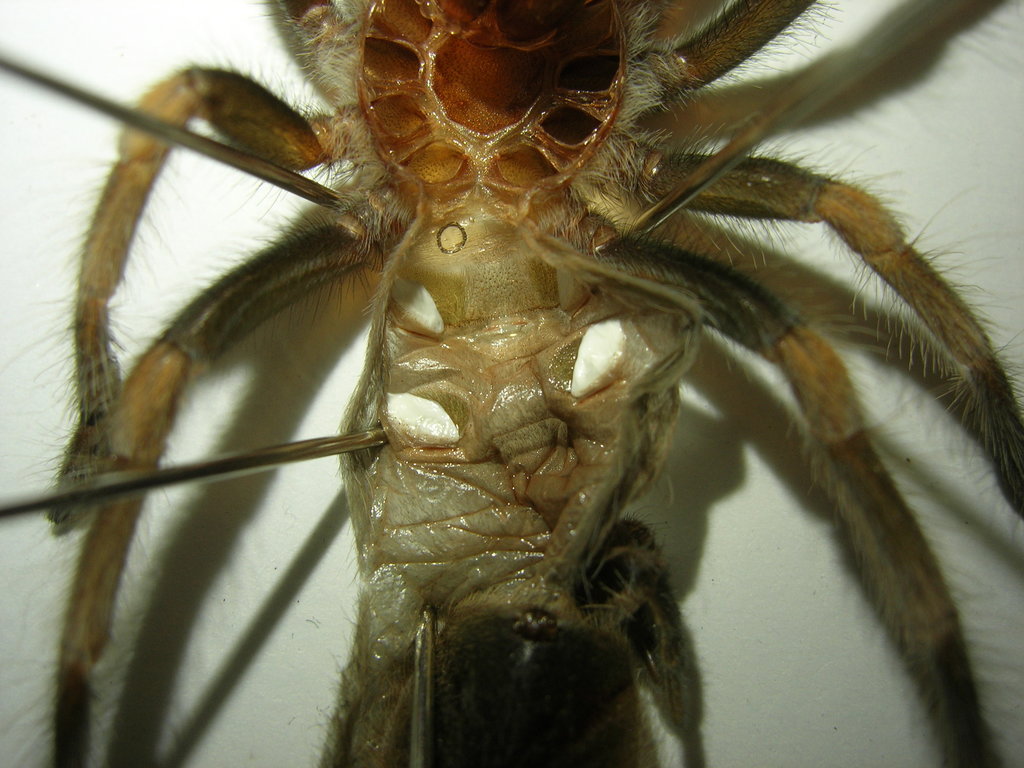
361, 0, 623, 200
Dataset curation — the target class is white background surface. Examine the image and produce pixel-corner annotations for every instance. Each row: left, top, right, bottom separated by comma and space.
1, 1, 1022, 766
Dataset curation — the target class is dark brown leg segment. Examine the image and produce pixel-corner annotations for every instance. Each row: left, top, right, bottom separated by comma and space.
646, 0, 817, 94
59, 69, 328, 521
580, 519, 702, 760
56, 225, 371, 768
599, 237, 995, 767
641, 153, 1024, 516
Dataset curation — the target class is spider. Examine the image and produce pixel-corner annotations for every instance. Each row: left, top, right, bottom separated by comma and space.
0, 0, 1022, 766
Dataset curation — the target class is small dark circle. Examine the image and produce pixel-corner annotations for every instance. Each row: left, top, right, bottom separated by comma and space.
436, 222, 468, 254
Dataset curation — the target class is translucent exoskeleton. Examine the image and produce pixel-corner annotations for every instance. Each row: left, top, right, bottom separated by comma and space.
0, 1, 1023, 767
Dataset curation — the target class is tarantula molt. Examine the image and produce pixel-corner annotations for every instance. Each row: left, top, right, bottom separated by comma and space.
0, 1, 1022, 767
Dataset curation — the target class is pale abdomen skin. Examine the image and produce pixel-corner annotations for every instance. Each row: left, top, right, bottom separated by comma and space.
330, 203, 698, 765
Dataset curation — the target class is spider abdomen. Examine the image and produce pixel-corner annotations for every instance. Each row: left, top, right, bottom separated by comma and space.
328, 194, 698, 761
356, 210, 694, 615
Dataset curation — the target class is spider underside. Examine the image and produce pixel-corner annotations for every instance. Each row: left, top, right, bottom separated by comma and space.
1, 0, 1022, 767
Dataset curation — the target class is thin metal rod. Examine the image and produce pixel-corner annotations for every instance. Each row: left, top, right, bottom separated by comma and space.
410, 607, 436, 768
0, 53, 343, 209
0, 429, 387, 518
634, 0, 973, 234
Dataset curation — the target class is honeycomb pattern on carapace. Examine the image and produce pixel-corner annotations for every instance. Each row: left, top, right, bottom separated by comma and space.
359, 0, 624, 203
